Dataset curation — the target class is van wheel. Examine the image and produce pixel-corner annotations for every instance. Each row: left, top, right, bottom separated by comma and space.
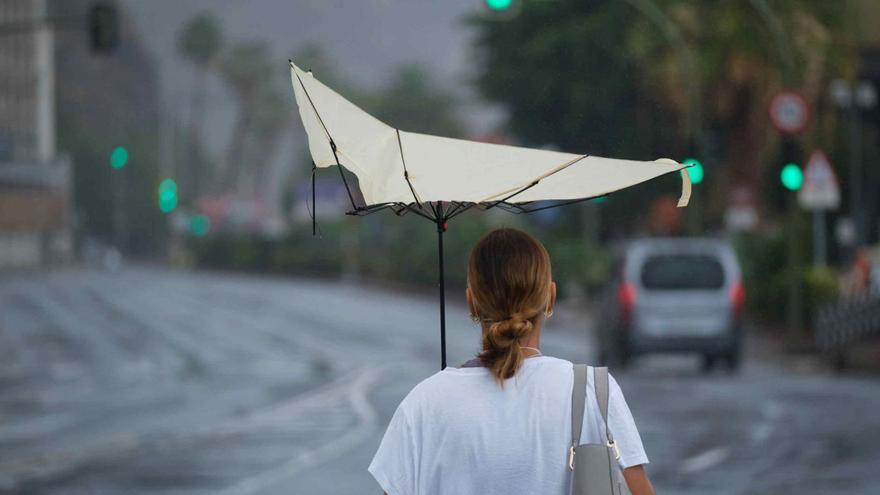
723, 350, 741, 373
615, 346, 632, 370
597, 348, 609, 366
700, 354, 716, 373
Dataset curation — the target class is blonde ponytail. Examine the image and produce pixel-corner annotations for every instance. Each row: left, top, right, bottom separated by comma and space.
468, 229, 552, 386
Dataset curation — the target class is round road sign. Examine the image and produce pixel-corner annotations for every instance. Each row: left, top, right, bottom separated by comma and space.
769, 91, 810, 135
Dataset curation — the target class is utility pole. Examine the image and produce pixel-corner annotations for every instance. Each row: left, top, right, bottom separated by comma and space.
830, 79, 878, 251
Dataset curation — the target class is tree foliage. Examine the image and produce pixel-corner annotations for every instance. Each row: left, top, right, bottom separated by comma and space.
177, 13, 223, 67
176, 12, 223, 200
470, 1, 644, 156
470, 0, 857, 230
366, 64, 465, 138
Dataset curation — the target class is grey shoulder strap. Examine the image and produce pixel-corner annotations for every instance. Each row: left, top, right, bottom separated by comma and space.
594, 366, 613, 442
570, 364, 587, 447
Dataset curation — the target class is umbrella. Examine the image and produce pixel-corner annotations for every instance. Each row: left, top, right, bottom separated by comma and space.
288, 60, 692, 369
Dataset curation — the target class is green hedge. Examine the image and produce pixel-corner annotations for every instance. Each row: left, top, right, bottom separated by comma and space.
733, 230, 839, 330
188, 213, 611, 297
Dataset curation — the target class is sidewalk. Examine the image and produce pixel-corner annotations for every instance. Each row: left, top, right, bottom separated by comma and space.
747, 321, 880, 375
557, 295, 880, 375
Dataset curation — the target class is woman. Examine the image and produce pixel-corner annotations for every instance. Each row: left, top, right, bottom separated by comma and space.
369, 228, 655, 495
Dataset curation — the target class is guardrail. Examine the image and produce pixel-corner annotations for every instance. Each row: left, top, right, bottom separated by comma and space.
815, 290, 880, 369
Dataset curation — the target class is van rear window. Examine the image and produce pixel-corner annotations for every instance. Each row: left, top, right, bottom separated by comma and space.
640, 255, 724, 290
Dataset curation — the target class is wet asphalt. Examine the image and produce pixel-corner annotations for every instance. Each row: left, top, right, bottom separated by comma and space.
1, 267, 878, 494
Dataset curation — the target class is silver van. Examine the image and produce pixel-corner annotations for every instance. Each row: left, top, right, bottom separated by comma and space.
596, 238, 745, 372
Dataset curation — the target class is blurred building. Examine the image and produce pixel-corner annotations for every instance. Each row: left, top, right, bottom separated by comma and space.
49, 0, 165, 257
0, 0, 72, 268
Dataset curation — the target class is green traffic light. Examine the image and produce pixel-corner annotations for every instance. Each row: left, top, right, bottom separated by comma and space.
486, 0, 513, 10
110, 146, 129, 169
158, 178, 178, 213
189, 214, 211, 236
682, 158, 704, 185
780, 163, 803, 191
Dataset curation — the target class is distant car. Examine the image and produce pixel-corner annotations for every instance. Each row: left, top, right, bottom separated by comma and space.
596, 238, 745, 372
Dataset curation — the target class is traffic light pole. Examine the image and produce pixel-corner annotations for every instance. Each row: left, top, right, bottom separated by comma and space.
847, 97, 865, 248
783, 137, 804, 339
813, 210, 827, 266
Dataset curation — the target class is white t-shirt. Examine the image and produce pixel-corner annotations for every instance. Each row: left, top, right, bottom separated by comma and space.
368, 356, 648, 495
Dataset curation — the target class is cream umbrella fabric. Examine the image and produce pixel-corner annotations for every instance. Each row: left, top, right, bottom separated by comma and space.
289, 61, 692, 210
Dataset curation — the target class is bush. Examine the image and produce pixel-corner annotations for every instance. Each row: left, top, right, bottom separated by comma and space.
186, 212, 611, 298
804, 265, 840, 322
733, 231, 789, 324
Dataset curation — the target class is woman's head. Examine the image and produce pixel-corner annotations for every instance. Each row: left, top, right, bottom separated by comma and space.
466, 228, 555, 385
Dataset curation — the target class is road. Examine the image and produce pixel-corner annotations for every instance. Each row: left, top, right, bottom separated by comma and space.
1, 267, 879, 494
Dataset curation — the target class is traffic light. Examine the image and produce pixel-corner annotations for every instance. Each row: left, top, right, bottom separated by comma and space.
189, 214, 211, 236
89, 3, 118, 54
158, 178, 178, 213
780, 163, 803, 191
486, 0, 513, 10
110, 146, 128, 169
682, 158, 704, 185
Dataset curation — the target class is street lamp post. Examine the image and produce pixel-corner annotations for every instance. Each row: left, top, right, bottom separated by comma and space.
830, 79, 878, 250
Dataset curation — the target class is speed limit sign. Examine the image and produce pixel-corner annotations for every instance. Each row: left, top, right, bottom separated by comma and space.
769, 91, 810, 135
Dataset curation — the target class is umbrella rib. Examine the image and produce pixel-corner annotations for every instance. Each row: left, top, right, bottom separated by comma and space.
476, 154, 589, 204
489, 201, 528, 214
335, 151, 360, 212
397, 130, 424, 209
483, 180, 540, 211
401, 202, 438, 221
443, 201, 465, 219
517, 195, 608, 213
445, 202, 476, 222
346, 202, 395, 216
291, 63, 334, 147
426, 200, 440, 220
292, 63, 362, 212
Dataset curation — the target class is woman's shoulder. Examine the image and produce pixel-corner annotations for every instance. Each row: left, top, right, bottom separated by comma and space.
392, 368, 465, 417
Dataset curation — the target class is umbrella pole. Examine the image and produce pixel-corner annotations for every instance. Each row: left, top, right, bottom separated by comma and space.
436, 204, 447, 370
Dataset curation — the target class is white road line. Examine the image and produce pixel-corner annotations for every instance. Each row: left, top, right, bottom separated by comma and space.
679, 446, 730, 474
749, 401, 783, 445
216, 366, 385, 495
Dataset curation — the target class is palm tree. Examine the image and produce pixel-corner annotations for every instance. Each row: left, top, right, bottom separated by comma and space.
177, 12, 223, 197
218, 41, 276, 193
248, 88, 291, 198
624, 0, 849, 215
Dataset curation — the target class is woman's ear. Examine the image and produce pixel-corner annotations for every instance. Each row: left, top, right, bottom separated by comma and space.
548, 281, 557, 313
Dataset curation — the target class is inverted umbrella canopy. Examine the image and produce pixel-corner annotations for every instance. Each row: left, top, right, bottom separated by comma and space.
289, 60, 692, 369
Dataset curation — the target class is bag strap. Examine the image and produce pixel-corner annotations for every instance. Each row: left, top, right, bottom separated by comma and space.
594, 366, 614, 444
570, 364, 587, 448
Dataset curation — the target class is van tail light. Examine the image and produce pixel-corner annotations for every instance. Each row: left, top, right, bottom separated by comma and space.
618, 282, 637, 322
729, 280, 746, 317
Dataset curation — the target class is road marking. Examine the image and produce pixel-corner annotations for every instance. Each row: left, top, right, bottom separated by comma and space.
679, 446, 730, 474
216, 365, 385, 495
750, 401, 783, 445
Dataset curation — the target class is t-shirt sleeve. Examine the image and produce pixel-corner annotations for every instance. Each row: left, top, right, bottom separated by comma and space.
368, 403, 416, 494
607, 373, 649, 469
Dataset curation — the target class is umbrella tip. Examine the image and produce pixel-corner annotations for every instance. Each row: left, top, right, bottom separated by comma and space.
655, 158, 679, 165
